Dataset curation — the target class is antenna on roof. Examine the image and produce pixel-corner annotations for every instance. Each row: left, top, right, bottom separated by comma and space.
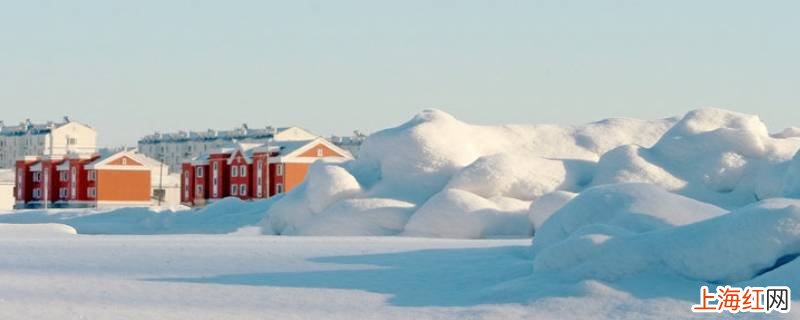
63, 116, 71, 123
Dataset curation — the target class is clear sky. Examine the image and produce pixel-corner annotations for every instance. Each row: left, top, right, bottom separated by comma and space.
1, 0, 798, 147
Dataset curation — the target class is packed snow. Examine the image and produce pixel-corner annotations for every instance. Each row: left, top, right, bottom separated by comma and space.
3, 233, 790, 320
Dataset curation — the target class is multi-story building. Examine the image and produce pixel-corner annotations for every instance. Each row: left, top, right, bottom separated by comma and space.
180, 137, 352, 207
0, 117, 97, 169
138, 125, 318, 172
14, 150, 169, 209
329, 131, 367, 157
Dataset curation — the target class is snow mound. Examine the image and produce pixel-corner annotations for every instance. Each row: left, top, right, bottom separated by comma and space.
0, 223, 77, 237
593, 108, 800, 208
772, 127, 800, 139
446, 154, 584, 201
263, 109, 674, 237
528, 191, 576, 231
533, 196, 800, 284
403, 189, 532, 238
296, 198, 415, 236
532, 183, 726, 254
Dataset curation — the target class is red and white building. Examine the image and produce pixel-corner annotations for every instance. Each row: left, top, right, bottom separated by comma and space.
181, 138, 352, 206
14, 150, 166, 209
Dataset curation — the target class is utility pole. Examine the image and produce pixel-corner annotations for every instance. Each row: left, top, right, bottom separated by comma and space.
158, 157, 164, 206
265, 138, 270, 199
43, 131, 54, 210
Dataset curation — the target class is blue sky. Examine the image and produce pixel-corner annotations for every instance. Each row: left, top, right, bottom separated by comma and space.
1, 0, 798, 146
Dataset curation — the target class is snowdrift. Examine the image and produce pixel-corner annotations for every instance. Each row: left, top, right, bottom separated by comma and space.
261, 107, 800, 239
262, 109, 676, 237
532, 195, 800, 284
592, 108, 800, 208
0, 223, 77, 237
0, 197, 273, 235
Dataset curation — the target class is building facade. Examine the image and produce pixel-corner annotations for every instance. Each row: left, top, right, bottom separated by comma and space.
329, 131, 367, 157
181, 138, 352, 206
138, 125, 318, 172
14, 150, 168, 209
0, 118, 97, 169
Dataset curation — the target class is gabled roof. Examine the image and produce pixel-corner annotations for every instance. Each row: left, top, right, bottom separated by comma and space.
271, 137, 354, 162
85, 150, 163, 171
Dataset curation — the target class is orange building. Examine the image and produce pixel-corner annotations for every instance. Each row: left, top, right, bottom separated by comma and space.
15, 150, 165, 208
83, 151, 154, 207
181, 138, 352, 206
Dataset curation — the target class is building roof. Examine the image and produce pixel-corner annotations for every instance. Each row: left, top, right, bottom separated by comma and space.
0, 117, 93, 136
85, 150, 165, 171
138, 126, 316, 144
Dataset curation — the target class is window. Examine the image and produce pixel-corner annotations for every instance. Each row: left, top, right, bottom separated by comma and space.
87, 187, 96, 198
276, 164, 284, 176
68, 138, 77, 145
231, 166, 238, 177
240, 184, 246, 195
213, 162, 218, 170
32, 172, 41, 182
87, 170, 96, 181
60, 171, 68, 181
317, 148, 323, 157
231, 184, 238, 196
276, 183, 284, 194
196, 167, 204, 178
240, 165, 247, 177
33, 188, 41, 199
17, 169, 23, 185
59, 188, 68, 198
196, 185, 204, 196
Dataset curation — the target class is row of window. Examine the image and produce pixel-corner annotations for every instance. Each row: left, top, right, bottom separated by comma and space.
196, 164, 283, 178
26, 169, 95, 183
30, 187, 95, 200
187, 183, 284, 199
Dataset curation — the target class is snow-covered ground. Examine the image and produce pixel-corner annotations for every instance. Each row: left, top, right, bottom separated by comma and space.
2, 108, 799, 318
1, 227, 778, 320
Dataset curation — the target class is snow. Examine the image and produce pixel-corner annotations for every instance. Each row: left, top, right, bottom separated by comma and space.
532, 197, 800, 284
593, 108, 800, 208
403, 189, 532, 239
527, 190, 576, 231
0, 223, 77, 237
2, 108, 800, 318
531, 183, 727, 254
0, 233, 769, 320
264, 109, 675, 237
0, 197, 272, 234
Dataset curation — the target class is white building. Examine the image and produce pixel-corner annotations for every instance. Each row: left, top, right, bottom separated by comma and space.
0, 169, 13, 210
0, 117, 97, 169
329, 131, 367, 157
138, 125, 318, 172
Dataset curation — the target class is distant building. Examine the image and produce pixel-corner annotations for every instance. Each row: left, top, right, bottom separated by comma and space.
14, 150, 170, 209
0, 169, 13, 210
180, 138, 352, 207
0, 117, 97, 169
329, 131, 367, 157
138, 125, 318, 172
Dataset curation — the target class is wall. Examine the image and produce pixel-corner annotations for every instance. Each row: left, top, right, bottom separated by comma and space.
96, 170, 151, 202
